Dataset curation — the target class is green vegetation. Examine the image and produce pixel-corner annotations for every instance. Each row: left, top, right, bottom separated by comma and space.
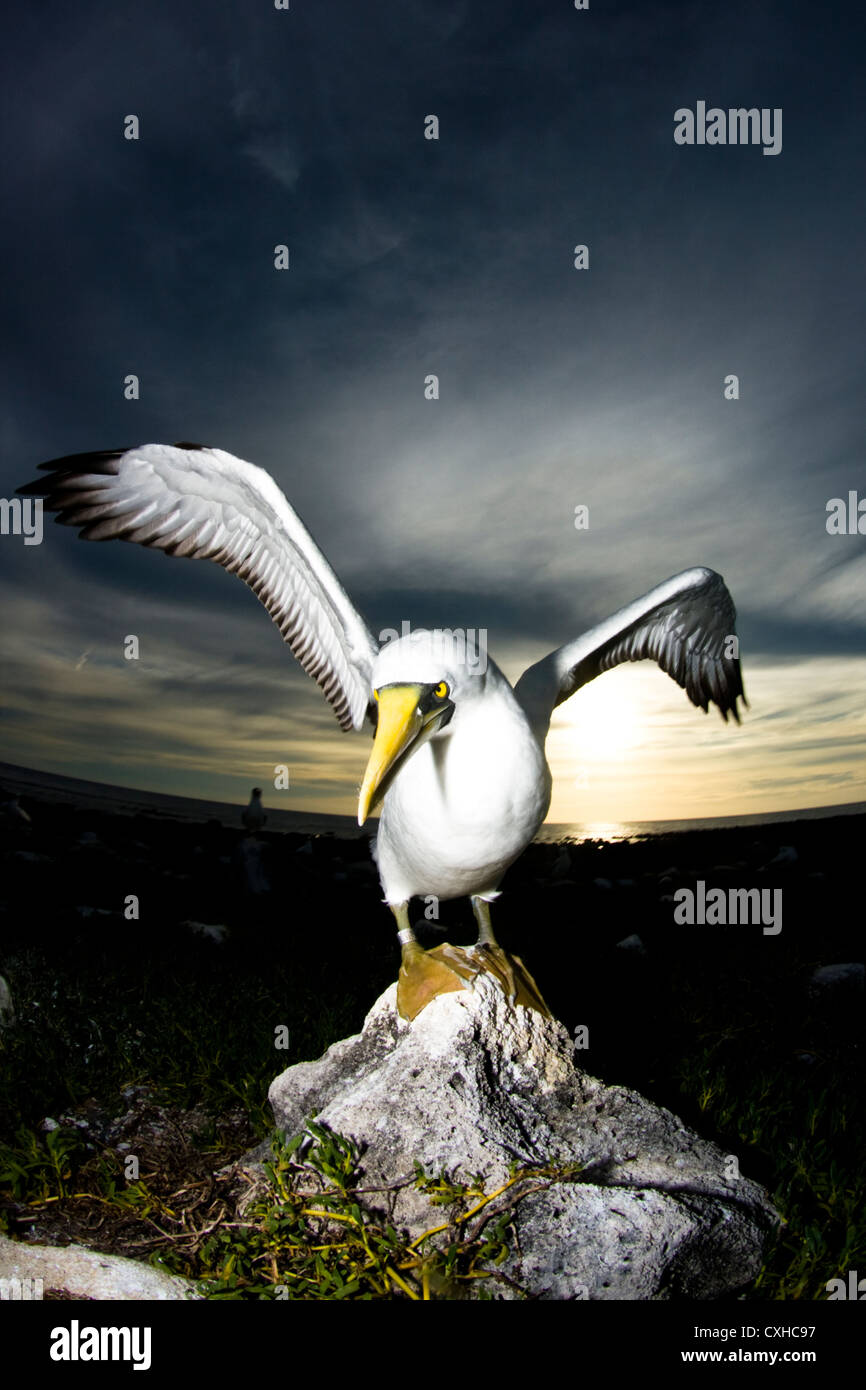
676, 1056, 864, 1301
0, 1109, 581, 1300
191, 1127, 582, 1300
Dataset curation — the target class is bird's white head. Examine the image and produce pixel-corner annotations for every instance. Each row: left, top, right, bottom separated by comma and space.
357, 628, 488, 825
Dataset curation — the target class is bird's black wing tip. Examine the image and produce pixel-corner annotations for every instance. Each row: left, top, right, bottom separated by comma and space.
16, 449, 132, 497
19, 450, 127, 492
721, 690, 746, 724
19, 444, 209, 496
39, 449, 129, 472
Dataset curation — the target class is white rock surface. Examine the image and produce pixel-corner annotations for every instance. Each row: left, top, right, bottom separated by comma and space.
0, 1234, 201, 1301
267, 979, 779, 1300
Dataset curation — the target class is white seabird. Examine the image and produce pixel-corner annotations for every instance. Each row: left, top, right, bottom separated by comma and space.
242, 787, 267, 833
20, 443, 746, 1018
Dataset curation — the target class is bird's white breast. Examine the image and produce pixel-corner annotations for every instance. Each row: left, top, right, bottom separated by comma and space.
373, 675, 551, 904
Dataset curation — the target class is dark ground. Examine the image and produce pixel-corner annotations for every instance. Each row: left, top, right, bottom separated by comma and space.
0, 789, 863, 1298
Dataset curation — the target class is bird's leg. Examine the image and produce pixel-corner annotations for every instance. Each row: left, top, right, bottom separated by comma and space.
471, 895, 499, 947
470, 896, 551, 1017
393, 902, 472, 1021
470, 896, 515, 996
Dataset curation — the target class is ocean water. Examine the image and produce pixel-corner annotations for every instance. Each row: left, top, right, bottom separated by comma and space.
1, 761, 863, 844
535, 800, 866, 843
0, 762, 367, 839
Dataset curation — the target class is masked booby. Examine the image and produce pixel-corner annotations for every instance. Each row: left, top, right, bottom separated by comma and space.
20, 443, 746, 1019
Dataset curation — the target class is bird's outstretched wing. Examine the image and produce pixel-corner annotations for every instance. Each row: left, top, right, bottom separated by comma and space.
18, 443, 379, 731
513, 567, 747, 737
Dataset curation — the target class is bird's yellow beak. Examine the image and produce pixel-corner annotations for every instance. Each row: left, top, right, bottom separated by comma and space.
358, 683, 431, 826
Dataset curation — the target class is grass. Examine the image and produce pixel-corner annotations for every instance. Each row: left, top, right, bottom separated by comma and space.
674, 1056, 864, 1300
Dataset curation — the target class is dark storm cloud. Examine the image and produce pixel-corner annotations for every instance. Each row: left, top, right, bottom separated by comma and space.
1, 0, 863, 811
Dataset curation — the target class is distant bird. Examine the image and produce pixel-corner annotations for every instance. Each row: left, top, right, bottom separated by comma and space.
20, 443, 746, 1019
242, 787, 267, 833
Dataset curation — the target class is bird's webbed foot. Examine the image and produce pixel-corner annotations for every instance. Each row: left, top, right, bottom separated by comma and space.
390, 902, 550, 1021
468, 894, 551, 1015
397, 939, 477, 1021
467, 941, 551, 1017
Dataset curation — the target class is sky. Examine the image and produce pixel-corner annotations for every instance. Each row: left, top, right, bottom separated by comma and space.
0, 0, 864, 826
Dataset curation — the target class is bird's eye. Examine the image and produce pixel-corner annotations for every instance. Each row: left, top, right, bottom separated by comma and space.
434, 681, 449, 700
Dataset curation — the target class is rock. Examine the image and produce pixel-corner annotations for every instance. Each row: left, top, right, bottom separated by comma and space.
266, 980, 778, 1300
183, 920, 229, 945
0, 797, 31, 828
809, 963, 864, 995
0, 975, 15, 1028
616, 933, 647, 956
0, 1234, 201, 1301
767, 845, 798, 866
